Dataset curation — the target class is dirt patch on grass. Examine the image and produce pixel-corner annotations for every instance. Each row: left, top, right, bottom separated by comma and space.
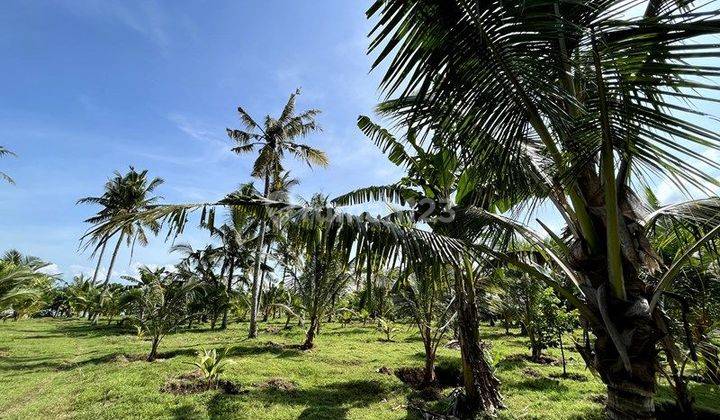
502, 353, 559, 366
522, 367, 542, 378
112, 353, 148, 363
254, 378, 297, 392
161, 371, 241, 395
395, 363, 462, 392
377, 366, 394, 375
264, 341, 302, 350
265, 341, 285, 350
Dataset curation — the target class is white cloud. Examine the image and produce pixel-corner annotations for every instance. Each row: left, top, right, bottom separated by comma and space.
38, 263, 61, 276
69, 264, 103, 280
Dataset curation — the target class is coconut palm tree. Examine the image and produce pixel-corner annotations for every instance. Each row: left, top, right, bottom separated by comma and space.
79, 167, 164, 288
394, 262, 456, 385
366, 1, 720, 417
285, 194, 355, 349
210, 205, 257, 330
0, 250, 54, 318
333, 118, 519, 410
227, 90, 327, 338
256, 171, 300, 320
0, 146, 15, 185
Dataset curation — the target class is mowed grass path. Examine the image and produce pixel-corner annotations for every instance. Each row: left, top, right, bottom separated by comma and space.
0, 319, 715, 419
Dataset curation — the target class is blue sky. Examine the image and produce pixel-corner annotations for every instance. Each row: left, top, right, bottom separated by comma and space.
0, 0, 405, 281
1, 1, 718, 283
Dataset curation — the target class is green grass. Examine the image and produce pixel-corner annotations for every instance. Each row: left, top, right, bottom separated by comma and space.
0, 319, 717, 419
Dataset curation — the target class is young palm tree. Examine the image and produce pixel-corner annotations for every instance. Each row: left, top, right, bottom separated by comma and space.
79, 167, 164, 288
210, 206, 257, 330
287, 194, 355, 349
226, 90, 327, 338
0, 250, 53, 315
333, 118, 516, 410
0, 146, 15, 185
367, 1, 720, 417
395, 262, 456, 385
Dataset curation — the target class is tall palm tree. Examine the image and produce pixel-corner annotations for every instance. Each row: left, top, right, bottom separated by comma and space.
0, 146, 16, 185
227, 89, 327, 338
367, 0, 720, 417
79, 167, 164, 288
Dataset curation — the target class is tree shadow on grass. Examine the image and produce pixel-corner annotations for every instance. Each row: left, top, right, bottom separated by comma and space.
206, 379, 400, 420
228, 343, 304, 359
19, 333, 67, 339
53, 321, 132, 338
170, 402, 206, 420
508, 377, 570, 392
322, 327, 374, 336
162, 343, 304, 359
0, 355, 68, 372
26, 342, 306, 373
481, 330, 517, 340
495, 353, 527, 371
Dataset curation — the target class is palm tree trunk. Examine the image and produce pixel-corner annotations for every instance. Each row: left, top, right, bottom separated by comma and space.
147, 335, 161, 362
453, 267, 502, 417
249, 173, 270, 338
422, 325, 436, 385
221, 262, 234, 330
301, 314, 319, 350
91, 240, 108, 284
259, 241, 272, 323
591, 308, 658, 420
102, 233, 124, 287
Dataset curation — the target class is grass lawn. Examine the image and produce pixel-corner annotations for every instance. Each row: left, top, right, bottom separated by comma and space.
0, 319, 718, 419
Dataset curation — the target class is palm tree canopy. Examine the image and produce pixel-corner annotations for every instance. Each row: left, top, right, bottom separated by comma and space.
0, 145, 16, 185
79, 167, 165, 253
226, 89, 328, 182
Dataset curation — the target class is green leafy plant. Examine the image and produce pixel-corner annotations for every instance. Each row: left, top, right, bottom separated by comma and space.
191, 347, 234, 384
376, 317, 397, 342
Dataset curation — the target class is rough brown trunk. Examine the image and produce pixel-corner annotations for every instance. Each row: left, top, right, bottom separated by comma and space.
147, 336, 161, 362
301, 315, 318, 350
453, 268, 502, 418
423, 336, 436, 385
592, 310, 659, 420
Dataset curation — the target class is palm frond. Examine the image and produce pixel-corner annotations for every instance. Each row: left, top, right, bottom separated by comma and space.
357, 115, 414, 167
235, 106, 261, 131
331, 185, 419, 207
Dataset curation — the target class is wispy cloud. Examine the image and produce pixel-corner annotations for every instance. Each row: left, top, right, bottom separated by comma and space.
60, 0, 171, 51
131, 114, 235, 166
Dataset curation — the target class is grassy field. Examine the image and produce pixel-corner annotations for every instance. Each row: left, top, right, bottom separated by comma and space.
0, 319, 718, 419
